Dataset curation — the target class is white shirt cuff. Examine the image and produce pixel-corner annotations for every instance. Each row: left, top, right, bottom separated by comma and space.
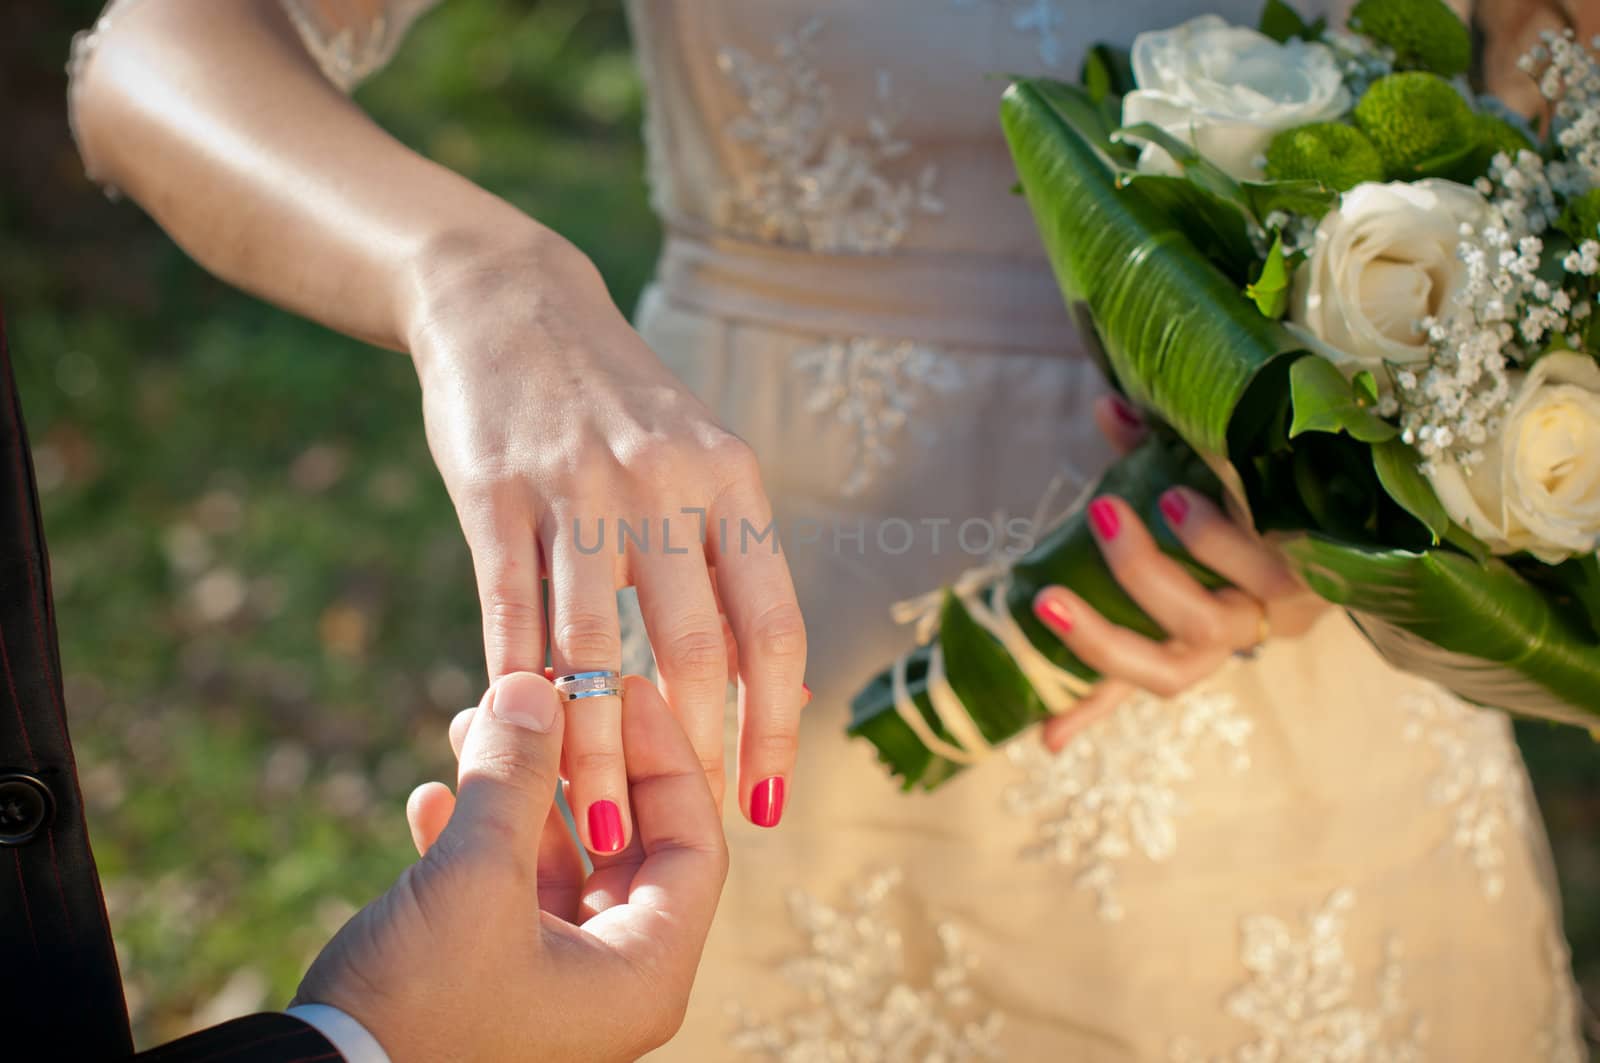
285, 1003, 392, 1063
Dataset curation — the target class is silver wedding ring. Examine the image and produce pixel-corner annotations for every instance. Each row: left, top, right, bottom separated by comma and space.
553, 670, 624, 701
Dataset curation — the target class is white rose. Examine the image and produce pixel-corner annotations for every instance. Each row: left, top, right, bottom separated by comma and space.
1427, 353, 1600, 562
1122, 15, 1351, 181
1290, 180, 1489, 384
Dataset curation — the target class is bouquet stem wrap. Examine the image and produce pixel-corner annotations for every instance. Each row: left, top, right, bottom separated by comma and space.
849, 434, 1223, 789
849, 72, 1600, 789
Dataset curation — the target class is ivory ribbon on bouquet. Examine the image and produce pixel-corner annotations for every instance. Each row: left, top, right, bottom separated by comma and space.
887, 478, 1096, 765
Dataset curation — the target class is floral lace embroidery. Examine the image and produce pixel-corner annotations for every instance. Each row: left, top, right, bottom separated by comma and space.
792, 338, 965, 498
715, 19, 943, 253
277, 0, 441, 93
1538, 921, 1587, 1063
954, 0, 1070, 68
1401, 691, 1533, 900
1170, 890, 1428, 1063
1004, 687, 1252, 922
729, 868, 1003, 1060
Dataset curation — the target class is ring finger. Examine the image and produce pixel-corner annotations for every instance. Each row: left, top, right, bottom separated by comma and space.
544, 510, 630, 855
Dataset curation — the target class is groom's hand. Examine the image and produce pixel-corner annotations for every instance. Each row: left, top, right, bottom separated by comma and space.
292, 672, 729, 1061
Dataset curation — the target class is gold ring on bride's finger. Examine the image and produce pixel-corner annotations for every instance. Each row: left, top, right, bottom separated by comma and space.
553, 670, 624, 701
1234, 613, 1270, 661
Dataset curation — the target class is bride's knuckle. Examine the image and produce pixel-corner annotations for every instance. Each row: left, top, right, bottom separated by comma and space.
750, 729, 797, 763
699, 756, 727, 792
1147, 663, 1190, 699
708, 433, 761, 482
627, 437, 689, 485
554, 613, 621, 665
1175, 515, 1228, 560
482, 593, 542, 636
662, 624, 728, 682
568, 747, 623, 779
1176, 608, 1226, 650
1067, 628, 1107, 666
749, 603, 807, 665
1258, 568, 1305, 603
455, 472, 519, 517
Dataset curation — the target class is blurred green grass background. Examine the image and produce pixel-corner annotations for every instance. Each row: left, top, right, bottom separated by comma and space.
2, 0, 1597, 1049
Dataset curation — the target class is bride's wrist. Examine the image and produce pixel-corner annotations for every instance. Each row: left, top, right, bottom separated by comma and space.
399, 220, 606, 376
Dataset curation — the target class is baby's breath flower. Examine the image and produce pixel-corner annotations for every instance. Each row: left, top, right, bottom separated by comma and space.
1394, 31, 1600, 472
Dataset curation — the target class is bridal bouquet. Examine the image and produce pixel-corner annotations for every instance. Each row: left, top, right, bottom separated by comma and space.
851, 0, 1600, 789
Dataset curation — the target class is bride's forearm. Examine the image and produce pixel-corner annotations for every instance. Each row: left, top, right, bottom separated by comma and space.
70, 0, 579, 353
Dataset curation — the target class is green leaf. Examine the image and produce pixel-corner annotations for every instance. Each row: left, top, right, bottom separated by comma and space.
1353, 370, 1380, 406
1259, 0, 1314, 42
1246, 233, 1293, 318
1288, 356, 1399, 442
1081, 44, 1134, 103
1116, 173, 1259, 280
848, 644, 960, 791
1442, 521, 1492, 563
940, 590, 1046, 745
1552, 553, 1600, 635
1372, 438, 1449, 543
1241, 178, 1340, 222
1113, 123, 1254, 216
1022, 77, 1125, 159
1400, 135, 1486, 182
1004, 81, 1305, 479
1284, 534, 1600, 725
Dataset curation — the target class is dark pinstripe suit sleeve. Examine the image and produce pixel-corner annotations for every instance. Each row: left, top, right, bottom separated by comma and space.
0, 309, 136, 1054
0, 318, 344, 1063
132, 1012, 341, 1062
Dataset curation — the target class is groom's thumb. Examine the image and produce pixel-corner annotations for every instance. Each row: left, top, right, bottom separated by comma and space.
446, 671, 565, 859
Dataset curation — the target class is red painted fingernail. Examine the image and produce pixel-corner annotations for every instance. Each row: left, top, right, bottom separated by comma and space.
1033, 594, 1073, 633
588, 800, 625, 853
1160, 489, 1190, 527
1088, 498, 1120, 541
751, 776, 786, 828
1109, 394, 1144, 428
801, 682, 812, 703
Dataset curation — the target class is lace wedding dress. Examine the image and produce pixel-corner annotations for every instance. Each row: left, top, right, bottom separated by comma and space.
74, 0, 1586, 1058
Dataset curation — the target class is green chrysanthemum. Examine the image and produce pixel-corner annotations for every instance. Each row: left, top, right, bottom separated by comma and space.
1475, 113, 1536, 161
1349, 0, 1473, 77
1457, 112, 1539, 180
1264, 123, 1386, 191
1353, 72, 1475, 177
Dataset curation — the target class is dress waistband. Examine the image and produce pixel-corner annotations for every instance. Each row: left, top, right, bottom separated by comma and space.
653, 223, 1082, 353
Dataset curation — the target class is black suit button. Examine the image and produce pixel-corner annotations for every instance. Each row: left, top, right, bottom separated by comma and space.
0, 774, 53, 846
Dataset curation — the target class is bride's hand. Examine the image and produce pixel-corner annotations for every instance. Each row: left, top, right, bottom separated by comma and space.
405, 233, 807, 848
1031, 395, 1324, 752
